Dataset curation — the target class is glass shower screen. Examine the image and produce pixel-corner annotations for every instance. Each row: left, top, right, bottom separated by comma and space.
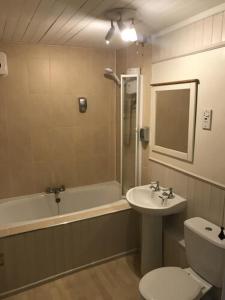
121, 75, 140, 195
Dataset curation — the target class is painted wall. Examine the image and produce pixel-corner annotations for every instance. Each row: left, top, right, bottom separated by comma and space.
151, 47, 225, 187
0, 44, 116, 199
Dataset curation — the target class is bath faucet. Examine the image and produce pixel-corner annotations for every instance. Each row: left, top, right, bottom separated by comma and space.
46, 185, 66, 194
46, 185, 65, 204
149, 181, 160, 191
161, 187, 174, 199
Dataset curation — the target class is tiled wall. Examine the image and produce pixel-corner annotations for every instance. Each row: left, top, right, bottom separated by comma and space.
0, 44, 116, 199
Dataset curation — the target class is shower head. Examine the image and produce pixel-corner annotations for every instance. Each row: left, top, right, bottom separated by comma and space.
104, 68, 121, 86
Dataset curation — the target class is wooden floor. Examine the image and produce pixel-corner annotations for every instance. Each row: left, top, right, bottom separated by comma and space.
5, 255, 141, 300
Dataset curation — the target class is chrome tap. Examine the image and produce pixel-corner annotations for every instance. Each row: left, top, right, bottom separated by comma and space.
149, 181, 160, 191
46, 185, 65, 204
46, 185, 65, 194
161, 187, 174, 199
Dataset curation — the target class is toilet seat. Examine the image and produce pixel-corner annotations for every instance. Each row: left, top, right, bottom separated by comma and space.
139, 267, 203, 300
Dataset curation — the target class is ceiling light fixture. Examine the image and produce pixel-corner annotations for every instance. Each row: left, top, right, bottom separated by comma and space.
105, 20, 115, 44
121, 20, 137, 42
104, 8, 138, 44
117, 18, 126, 32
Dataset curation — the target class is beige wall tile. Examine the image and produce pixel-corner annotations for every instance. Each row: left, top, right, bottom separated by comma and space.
49, 126, 78, 161
30, 126, 51, 163
27, 57, 50, 93
32, 162, 54, 193
0, 163, 12, 198
51, 158, 78, 188
27, 94, 52, 129
10, 161, 36, 196
0, 43, 116, 199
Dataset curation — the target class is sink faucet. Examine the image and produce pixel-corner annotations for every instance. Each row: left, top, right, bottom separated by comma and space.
161, 187, 174, 199
149, 181, 160, 191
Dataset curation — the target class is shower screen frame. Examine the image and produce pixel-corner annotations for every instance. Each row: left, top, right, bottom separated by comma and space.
120, 74, 142, 195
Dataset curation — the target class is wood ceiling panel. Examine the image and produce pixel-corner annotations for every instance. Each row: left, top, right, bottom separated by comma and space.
28, 0, 71, 43
0, 0, 15, 39
40, 0, 87, 43
65, 0, 135, 46
1, 0, 25, 41
65, 19, 120, 48
0, 0, 224, 48
44, 0, 104, 44
21, 0, 61, 42
11, 0, 41, 42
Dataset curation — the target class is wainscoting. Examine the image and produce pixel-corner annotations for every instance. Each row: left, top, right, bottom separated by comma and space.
152, 10, 225, 63
145, 160, 225, 268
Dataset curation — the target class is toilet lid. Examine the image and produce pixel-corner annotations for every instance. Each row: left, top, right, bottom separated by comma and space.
139, 267, 202, 300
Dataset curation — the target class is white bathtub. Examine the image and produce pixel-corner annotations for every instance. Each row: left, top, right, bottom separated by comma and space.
0, 181, 129, 238
0, 181, 137, 297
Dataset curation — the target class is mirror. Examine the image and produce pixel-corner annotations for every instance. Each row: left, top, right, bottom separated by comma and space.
150, 82, 197, 162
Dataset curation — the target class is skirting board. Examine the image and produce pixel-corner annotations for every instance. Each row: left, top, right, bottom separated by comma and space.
0, 248, 138, 299
149, 157, 225, 190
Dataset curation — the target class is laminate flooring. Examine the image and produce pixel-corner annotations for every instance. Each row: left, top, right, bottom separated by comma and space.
5, 254, 141, 300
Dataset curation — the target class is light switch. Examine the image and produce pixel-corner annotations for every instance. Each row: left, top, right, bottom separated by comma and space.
202, 109, 212, 130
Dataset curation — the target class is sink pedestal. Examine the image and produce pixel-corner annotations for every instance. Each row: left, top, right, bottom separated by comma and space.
126, 184, 186, 275
141, 215, 163, 275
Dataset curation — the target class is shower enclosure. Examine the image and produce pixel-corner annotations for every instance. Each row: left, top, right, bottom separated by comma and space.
121, 74, 142, 195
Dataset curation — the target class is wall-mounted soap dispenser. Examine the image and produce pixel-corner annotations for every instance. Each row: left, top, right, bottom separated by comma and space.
0, 52, 8, 76
78, 97, 87, 113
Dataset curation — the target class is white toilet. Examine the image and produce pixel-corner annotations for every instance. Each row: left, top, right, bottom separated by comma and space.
139, 217, 225, 300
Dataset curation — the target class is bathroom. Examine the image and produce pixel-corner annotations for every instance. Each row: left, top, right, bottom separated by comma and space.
0, 0, 225, 299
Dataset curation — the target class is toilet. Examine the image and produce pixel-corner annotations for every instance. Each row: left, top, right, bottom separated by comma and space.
139, 217, 225, 300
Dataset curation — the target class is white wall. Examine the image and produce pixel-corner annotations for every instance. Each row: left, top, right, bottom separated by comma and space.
150, 47, 225, 188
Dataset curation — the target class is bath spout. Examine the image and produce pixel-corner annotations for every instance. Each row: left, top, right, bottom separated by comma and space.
46, 185, 65, 194
46, 185, 65, 204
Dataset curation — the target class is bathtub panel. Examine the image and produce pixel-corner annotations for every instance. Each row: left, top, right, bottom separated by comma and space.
0, 239, 6, 293
0, 209, 139, 296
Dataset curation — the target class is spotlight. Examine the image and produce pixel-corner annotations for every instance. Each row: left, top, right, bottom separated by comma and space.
121, 20, 137, 42
105, 20, 115, 45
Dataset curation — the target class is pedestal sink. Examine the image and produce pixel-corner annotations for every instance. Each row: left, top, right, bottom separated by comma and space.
126, 185, 187, 275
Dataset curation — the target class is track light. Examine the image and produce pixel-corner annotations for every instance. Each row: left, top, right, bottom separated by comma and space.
105, 20, 115, 45
121, 20, 137, 42
117, 19, 126, 32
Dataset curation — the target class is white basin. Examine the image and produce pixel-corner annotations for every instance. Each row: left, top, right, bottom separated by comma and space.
126, 185, 186, 216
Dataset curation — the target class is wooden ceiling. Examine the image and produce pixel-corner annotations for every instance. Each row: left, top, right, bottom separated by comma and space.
0, 0, 224, 48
